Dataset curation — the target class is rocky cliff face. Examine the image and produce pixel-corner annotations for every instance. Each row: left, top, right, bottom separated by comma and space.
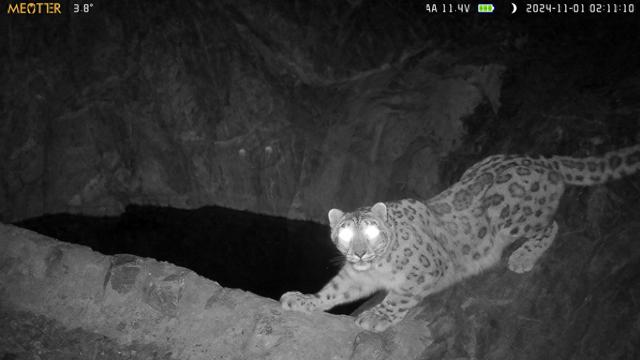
1, 0, 508, 223
3, 3, 638, 224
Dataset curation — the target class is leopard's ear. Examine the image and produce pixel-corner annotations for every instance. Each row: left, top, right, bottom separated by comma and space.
328, 208, 344, 228
371, 202, 387, 221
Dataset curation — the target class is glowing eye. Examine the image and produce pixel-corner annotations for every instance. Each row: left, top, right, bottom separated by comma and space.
338, 228, 354, 244
363, 225, 380, 239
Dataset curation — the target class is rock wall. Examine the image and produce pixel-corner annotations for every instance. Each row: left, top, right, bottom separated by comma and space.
0, 0, 504, 223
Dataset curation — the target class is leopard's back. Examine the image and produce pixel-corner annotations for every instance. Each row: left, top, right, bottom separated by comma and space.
425, 154, 561, 275
425, 144, 640, 276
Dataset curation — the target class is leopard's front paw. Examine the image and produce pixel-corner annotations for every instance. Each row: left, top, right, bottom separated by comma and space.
355, 308, 393, 332
280, 291, 318, 313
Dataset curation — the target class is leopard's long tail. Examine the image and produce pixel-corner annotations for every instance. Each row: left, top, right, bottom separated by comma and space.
550, 144, 640, 186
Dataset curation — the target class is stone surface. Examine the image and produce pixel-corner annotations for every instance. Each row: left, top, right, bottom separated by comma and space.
0, 224, 435, 359
0, 1, 502, 223
4, 2, 635, 226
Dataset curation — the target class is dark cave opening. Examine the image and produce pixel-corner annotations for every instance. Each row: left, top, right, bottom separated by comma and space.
14, 205, 369, 315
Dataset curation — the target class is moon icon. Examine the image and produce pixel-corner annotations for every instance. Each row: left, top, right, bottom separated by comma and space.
511, 3, 518, 14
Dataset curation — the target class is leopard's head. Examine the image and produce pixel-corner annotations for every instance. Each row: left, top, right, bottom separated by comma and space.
328, 202, 392, 271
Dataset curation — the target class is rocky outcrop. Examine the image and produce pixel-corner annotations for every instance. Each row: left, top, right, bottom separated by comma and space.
0, 1, 504, 223
0, 224, 439, 359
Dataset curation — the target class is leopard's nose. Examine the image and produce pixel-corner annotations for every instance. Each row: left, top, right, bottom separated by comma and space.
354, 249, 366, 258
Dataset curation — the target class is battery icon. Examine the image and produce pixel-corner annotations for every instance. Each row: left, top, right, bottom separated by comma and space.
478, 3, 495, 13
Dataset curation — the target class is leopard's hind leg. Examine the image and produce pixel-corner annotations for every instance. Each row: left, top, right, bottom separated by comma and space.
507, 221, 558, 273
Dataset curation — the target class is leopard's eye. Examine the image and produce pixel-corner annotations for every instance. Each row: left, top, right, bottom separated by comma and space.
363, 225, 380, 239
338, 227, 354, 244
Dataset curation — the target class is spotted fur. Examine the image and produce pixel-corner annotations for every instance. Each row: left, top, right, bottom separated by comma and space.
281, 144, 640, 332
